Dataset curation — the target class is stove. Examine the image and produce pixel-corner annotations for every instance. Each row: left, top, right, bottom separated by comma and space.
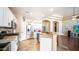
0, 42, 11, 51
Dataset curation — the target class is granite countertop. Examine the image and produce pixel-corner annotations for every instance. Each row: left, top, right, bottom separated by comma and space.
0, 36, 18, 43
0, 33, 19, 36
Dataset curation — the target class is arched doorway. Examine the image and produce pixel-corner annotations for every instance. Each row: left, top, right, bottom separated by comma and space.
53, 21, 59, 32
42, 20, 50, 33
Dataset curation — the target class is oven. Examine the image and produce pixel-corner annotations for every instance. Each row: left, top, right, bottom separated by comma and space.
0, 42, 11, 51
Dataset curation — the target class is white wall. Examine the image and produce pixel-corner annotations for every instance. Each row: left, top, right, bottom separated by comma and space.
58, 20, 63, 35
62, 19, 79, 35
16, 16, 27, 41
43, 18, 63, 34
52, 20, 62, 35
20, 16, 27, 41
31, 23, 42, 32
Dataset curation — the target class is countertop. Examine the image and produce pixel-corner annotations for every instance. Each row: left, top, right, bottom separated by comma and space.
40, 33, 53, 39
0, 35, 18, 43
0, 33, 19, 36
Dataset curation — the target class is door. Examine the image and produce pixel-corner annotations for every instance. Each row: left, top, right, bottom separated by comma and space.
53, 21, 59, 32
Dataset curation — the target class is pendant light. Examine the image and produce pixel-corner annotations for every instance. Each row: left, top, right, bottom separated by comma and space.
72, 7, 76, 20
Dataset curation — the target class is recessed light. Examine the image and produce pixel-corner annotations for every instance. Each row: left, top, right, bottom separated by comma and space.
52, 14, 63, 17
49, 8, 54, 12
41, 14, 45, 17
30, 12, 32, 15
72, 16, 76, 20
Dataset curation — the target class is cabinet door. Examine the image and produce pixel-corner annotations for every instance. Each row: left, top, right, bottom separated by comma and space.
8, 8, 16, 27
8, 8, 13, 27
11, 36, 18, 51
8, 9, 13, 22
0, 8, 4, 26
1, 7, 16, 27
40, 38, 52, 51
3, 7, 9, 27
3, 8, 14, 27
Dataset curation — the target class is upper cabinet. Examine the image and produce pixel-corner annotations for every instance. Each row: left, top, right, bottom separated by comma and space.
4, 7, 16, 27
3, 8, 10, 27
0, 7, 16, 27
0, 8, 4, 26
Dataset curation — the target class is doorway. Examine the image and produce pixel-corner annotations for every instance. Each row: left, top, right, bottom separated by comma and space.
53, 21, 59, 32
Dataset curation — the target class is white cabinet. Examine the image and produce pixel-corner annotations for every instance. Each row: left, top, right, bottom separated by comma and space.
8, 8, 14, 22
11, 36, 18, 51
3, 8, 9, 27
3, 7, 14, 27
40, 38, 52, 51
0, 7, 16, 27
0, 8, 4, 26
8, 8, 17, 27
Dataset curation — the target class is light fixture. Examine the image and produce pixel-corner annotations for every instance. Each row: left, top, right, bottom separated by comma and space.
30, 12, 32, 15
72, 16, 76, 20
52, 14, 63, 17
72, 7, 76, 20
49, 8, 54, 12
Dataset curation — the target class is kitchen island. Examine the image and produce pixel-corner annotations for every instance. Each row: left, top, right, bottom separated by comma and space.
40, 33, 57, 51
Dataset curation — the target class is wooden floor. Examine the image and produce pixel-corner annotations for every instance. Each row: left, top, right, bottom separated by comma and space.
18, 34, 79, 51
19, 38, 40, 51
57, 35, 79, 51
18, 35, 70, 51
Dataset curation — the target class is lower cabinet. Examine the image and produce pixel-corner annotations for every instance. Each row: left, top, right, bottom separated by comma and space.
11, 36, 18, 51
0, 42, 11, 51
40, 38, 52, 51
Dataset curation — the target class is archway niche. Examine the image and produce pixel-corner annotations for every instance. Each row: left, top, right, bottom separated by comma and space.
42, 20, 50, 33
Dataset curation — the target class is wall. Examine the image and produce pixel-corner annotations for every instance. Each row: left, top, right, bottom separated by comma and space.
52, 19, 62, 35
42, 20, 50, 32
42, 18, 63, 35
16, 15, 22, 33
16, 16, 27, 41
31, 23, 42, 32
62, 19, 79, 36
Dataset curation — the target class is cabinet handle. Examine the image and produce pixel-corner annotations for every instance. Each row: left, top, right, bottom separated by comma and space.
8, 22, 10, 26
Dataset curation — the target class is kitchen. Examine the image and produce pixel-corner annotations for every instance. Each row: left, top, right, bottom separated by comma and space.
0, 7, 57, 51
1, 7, 79, 51
0, 7, 19, 51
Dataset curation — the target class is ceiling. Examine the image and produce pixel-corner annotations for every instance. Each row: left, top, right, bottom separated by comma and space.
9, 7, 79, 20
